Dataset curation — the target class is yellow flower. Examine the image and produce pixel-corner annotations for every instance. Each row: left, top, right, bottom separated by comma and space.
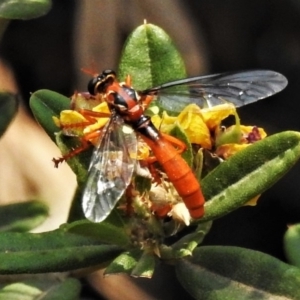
54, 101, 111, 136
216, 126, 267, 159
82, 102, 110, 134
53, 110, 87, 136
151, 104, 212, 148
240, 126, 267, 143
202, 103, 236, 130
177, 104, 211, 148
151, 112, 176, 133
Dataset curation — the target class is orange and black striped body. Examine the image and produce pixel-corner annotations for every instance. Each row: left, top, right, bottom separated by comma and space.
136, 117, 204, 219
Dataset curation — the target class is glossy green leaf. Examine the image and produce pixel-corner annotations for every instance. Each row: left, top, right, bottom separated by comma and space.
200, 131, 300, 222
0, 222, 123, 274
0, 278, 81, 300
118, 23, 186, 90
30, 89, 70, 141
0, 0, 52, 20
0, 92, 18, 138
0, 200, 48, 232
176, 246, 300, 300
284, 223, 300, 268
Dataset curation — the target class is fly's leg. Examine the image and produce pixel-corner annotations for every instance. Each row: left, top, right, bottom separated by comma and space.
160, 132, 187, 154
143, 133, 187, 180
53, 109, 111, 167
78, 109, 111, 119
53, 130, 101, 168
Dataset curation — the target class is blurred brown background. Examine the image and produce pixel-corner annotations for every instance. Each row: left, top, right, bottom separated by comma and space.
0, 0, 300, 298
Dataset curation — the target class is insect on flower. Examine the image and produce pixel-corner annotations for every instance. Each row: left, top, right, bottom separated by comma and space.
54, 69, 287, 223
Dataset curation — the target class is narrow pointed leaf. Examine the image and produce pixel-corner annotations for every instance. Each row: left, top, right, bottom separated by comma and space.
200, 131, 300, 221
30, 89, 70, 141
64, 219, 130, 247
118, 23, 186, 90
104, 249, 142, 276
0, 92, 18, 137
0, 278, 81, 300
171, 222, 212, 252
0, 222, 124, 274
130, 251, 156, 278
284, 223, 300, 268
0, 200, 48, 232
176, 246, 300, 300
169, 123, 193, 166
0, 0, 52, 20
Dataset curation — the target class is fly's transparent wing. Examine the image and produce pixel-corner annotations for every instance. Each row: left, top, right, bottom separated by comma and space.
82, 115, 137, 222
142, 70, 287, 113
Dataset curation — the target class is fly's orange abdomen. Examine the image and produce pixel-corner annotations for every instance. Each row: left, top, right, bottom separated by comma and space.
143, 136, 205, 219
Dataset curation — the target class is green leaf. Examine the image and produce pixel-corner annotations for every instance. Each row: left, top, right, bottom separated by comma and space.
284, 223, 300, 268
54, 131, 92, 184
169, 123, 193, 166
118, 23, 186, 90
0, 200, 48, 232
104, 249, 142, 276
200, 131, 300, 222
29, 90, 93, 182
0, 278, 81, 300
63, 219, 130, 247
0, 0, 52, 20
171, 222, 212, 253
176, 246, 300, 300
130, 251, 156, 278
0, 223, 123, 274
0, 92, 18, 138
30, 89, 70, 141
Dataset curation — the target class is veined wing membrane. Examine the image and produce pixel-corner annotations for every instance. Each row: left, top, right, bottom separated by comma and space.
142, 70, 287, 113
82, 114, 137, 222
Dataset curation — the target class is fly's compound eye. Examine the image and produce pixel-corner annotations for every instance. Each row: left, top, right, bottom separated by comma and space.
87, 70, 117, 95
88, 77, 100, 95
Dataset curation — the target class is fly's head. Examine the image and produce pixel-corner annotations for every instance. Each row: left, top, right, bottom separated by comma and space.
88, 70, 143, 122
88, 69, 116, 96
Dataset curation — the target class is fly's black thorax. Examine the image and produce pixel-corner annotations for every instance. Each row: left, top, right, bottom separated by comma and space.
108, 86, 138, 114
108, 85, 147, 124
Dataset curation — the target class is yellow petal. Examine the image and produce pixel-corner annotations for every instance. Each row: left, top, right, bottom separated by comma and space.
202, 104, 236, 129
151, 114, 163, 129
177, 104, 211, 147
52, 116, 61, 128
83, 118, 109, 134
81, 102, 110, 134
54, 110, 88, 136
59, 110, 87, 124
92, 101, 110, 114
240, 125, 267, 139
151, 112, 176, 133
